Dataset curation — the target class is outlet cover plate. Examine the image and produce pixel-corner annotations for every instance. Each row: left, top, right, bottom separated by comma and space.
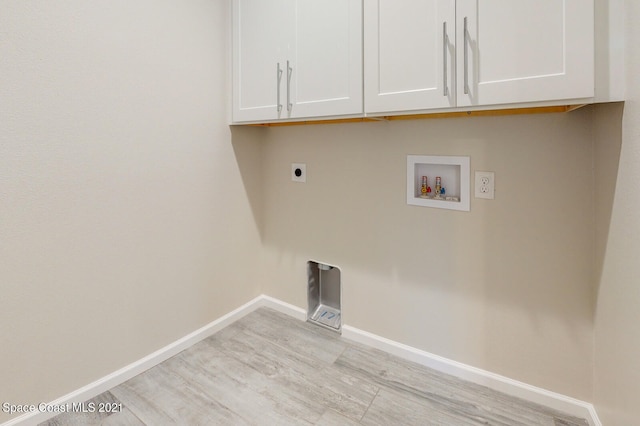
475, 171, 495, 199
292, 163, 306, 183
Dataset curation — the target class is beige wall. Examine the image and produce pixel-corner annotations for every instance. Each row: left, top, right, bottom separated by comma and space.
0, 1, 262, 422
259, 111, 596, 401
3, 1, 638, 423
593, 103, 623, 301
593, 2, 640, 424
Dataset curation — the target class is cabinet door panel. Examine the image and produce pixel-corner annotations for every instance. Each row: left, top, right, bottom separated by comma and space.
292, 0, 362, 118
365, 0, 455, 113
232, 0, 294, 122
457, 0, 594, 107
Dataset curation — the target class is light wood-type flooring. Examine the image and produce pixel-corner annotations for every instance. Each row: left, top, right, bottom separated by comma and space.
42, 308, 589, 425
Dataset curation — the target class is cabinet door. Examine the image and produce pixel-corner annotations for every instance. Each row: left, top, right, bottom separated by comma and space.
364, 0, 456, 114
232, 0, 295, 122
456, 0, 594, 107
290, 0, 363, 118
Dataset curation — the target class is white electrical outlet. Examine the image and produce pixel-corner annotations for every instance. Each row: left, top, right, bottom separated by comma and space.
474, 171, 495, 199
291, 163, 306, 183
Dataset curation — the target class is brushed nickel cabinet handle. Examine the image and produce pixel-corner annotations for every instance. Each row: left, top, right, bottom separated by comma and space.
464, 16, 469, 95
277, 62, 283, 112
287, 60, 293, 112
443, 22, 449, 97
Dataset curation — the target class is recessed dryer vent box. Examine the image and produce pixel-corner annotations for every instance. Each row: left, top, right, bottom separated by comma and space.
307, 261, 341, 333
407, 155, 470, 211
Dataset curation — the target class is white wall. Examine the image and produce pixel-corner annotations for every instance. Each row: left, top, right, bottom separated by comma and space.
0, 1, 263, 423
593, 2, 640, 424
259, 110, 596, 401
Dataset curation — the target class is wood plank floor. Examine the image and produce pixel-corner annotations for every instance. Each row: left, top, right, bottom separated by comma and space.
41, 308, 589, 425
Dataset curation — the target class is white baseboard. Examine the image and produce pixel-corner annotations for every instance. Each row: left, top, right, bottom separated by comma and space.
341, 325, 601, 426
3, 295, 601, 426
257, 295, 307, 320
256, 297, 601, 425
2, 296, 267, 426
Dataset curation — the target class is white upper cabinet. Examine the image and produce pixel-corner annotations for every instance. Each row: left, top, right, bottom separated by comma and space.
232, 0, 293, 122
232, 0, 362, 123
364, 0, 594, 114
365, 0, 456, 114
457, 0, 594, 107
293, 0, 363, 118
